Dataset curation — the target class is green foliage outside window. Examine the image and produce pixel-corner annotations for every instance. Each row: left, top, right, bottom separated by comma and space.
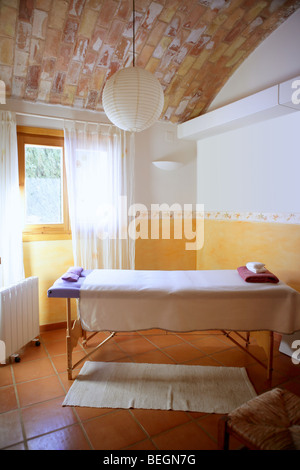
25, 145, 61, 179
25, 145, 63, 225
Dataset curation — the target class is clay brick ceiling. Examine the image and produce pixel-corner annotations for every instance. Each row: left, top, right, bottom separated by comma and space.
0, 0, 299, 124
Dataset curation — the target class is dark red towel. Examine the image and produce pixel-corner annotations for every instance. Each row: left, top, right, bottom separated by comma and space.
237, 266, 279, 283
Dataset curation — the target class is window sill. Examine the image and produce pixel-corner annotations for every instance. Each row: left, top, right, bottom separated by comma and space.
22, 232, 72, 242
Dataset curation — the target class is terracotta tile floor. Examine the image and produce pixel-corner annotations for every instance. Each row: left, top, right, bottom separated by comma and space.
1, 328, 300, 451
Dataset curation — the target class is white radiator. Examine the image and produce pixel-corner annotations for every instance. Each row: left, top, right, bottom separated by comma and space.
0, 277, 40, 363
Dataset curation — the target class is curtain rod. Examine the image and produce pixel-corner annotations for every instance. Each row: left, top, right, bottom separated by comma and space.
15, 110, 112, 126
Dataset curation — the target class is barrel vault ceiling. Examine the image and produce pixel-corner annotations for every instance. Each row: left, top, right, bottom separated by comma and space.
0, 0, 299, 124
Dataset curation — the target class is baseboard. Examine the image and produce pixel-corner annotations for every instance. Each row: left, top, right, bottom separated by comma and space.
39, 321, 67, 332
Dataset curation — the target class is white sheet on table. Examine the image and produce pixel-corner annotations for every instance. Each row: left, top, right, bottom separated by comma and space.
78, 269, 300, 334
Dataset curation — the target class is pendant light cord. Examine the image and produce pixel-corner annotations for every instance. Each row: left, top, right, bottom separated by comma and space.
133, 0, 135, 67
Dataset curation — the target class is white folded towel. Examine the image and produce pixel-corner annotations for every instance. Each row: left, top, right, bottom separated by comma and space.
246, 262, 267, 273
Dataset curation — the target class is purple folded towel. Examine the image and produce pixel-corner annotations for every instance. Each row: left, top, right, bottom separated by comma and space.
61, 272, 79, 282
68, 267, 83, 276
61, 267, 83, 282
237, 266, 279, 283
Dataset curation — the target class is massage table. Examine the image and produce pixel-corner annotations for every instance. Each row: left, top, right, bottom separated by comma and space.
47, 269, 300, 380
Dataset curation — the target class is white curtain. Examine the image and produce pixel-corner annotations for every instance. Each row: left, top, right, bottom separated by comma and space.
64, 121, 135, 270
0, 111, 24, 287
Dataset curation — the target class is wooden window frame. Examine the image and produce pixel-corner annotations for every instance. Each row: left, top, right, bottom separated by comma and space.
17, 126, 71, 241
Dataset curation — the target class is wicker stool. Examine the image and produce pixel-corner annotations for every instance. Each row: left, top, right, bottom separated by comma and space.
218, 388, 300, 450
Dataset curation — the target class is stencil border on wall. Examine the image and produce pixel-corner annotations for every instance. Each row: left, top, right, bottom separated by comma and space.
204, 211, 300, 225
136, 210, 300, 224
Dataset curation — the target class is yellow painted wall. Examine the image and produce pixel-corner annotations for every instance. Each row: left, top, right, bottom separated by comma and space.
135, 238, 196, 270
23, 219, 300, 327
23, 240, 76, 326
135, 218, 196, 271
197, 220, 300, 292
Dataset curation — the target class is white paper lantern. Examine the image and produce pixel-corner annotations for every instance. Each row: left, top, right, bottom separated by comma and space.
102, 67, 164, 133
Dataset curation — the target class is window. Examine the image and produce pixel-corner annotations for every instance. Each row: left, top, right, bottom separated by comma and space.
25, 144, 63, 225
17, 127, 70, 240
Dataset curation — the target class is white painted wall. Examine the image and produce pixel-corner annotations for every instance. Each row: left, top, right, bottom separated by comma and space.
135, 122, 196, 207
196, 9, 300, 214
197, 111, 300, 213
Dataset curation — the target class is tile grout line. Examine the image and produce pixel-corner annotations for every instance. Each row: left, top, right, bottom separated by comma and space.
82, 330, 238, 366
21, 422, 94, 450
193, 416, 219, 445
68, 333, 164, 450
109, 333, 254, 449
2, 335, 94, 450
40, 335, 95, 450
127, 408, 160, 450
43, 331, 217, 450
113, 331, 239, 366
138, 332, 217, 364
81, 335, 136, 366
2, 328, 298, 450
9, 338, 67, 450
142, 330, 235, 356
9, 361, 29, 450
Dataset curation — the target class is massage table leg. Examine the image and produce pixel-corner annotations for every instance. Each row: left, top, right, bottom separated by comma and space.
66, 298, 83, 380
222, 330, 273, 382
251, 331, 273, 381
66, 299, 84, 379
66, 298, 73, 380
65, 298, 115, 380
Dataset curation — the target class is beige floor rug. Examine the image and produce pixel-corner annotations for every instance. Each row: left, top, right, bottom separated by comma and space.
63, 361, 257, 414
